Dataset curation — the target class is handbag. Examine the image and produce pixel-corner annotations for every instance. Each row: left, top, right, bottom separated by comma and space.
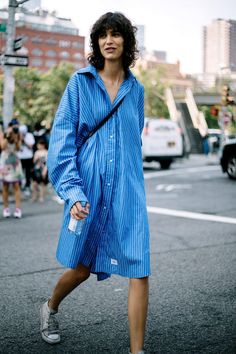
84, 96, 125, 143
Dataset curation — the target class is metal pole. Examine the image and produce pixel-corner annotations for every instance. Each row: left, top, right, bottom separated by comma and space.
2, 0, 17, 129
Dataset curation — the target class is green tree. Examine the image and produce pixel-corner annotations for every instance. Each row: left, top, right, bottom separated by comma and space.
34, 61, 74, 126
200, 105, 220, 129
13, 62, 74, 128
14, 67, 41, 125
136, 67, 169, 118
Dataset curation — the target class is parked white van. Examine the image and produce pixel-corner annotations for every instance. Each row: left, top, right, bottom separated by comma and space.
142, 117, 184, 169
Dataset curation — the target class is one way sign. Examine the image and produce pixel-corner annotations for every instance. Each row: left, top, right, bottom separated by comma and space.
1, 54, 29, 67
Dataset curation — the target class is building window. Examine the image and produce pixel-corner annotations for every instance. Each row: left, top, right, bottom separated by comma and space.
73, 52, 82, 60
32, 48, 43, 56
60, 51, 70, 58
45, 38, 57, 45
32, 36, 43, 44
31, 58, 43, 66
46, 50, 56, 57
18, 46, 29, 55
72, 41, 83, 49
59, 40, 71, 48
45, 60, 57, 67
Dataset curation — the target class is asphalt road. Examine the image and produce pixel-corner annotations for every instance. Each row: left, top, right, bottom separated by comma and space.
0, 155, 236, 354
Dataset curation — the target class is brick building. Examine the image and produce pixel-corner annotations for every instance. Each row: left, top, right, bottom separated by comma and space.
0, 7, 86, 71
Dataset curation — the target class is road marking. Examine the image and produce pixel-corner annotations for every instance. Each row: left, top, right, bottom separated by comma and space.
144, 165, 219, 179
156, 184, 192, 192
147, 206, 236, 225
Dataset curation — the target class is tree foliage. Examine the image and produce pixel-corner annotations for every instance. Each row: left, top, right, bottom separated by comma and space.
0, 62, 170, 128
0, 62, 75, 128
34, 61, 74, 125
14, 67, 41, 125
135, 67, 169, 118
200, 105, 220, 128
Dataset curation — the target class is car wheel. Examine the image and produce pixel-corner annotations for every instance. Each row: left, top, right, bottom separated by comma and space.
226, 156, 236, 180
160, 160, 172, 170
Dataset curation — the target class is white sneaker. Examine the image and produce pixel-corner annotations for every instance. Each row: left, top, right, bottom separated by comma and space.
3, 208, 11, 218
13, 208, 22, 218
24, 188, 31, 197
40, 300, 60, 344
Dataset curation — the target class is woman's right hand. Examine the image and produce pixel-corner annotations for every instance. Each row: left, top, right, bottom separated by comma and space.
70, 201, 90, 220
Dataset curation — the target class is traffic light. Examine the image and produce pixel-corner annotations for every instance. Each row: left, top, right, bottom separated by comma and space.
210, 106, 219, 117
227, 95, 235, 105
221, 85, 235, 106
221, 85, 230, 105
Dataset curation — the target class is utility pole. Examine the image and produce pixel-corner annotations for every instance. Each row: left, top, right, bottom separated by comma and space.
2, 0, 29, 129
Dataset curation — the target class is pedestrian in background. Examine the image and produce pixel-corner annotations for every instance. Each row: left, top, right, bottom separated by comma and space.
33, 122, 47, 152
40, 12, 150, 354
202, 132, 210, 156
31, 139, 48, 202
0, 120, 24, 218
18, 124, 35, 196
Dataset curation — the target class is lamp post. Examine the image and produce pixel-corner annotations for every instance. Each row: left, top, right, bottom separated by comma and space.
2, 0, 29, 129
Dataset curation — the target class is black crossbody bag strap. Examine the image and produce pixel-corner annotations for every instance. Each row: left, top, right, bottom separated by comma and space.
86, 96, 125, 141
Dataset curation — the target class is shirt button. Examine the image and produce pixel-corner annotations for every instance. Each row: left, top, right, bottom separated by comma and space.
107, 183, 111, 186
103, 206, 107, 210
110, 135, 113, 138
110, 159, 113, 162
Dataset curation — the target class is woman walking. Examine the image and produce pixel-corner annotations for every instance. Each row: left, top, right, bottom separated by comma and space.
40, 12, 151, 354
0, 121, 24, 218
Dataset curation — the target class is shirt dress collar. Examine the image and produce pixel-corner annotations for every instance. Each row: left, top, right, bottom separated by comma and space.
78, 65, 136, 107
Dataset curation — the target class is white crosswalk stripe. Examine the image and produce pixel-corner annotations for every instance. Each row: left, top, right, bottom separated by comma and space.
147, 206, 236, 224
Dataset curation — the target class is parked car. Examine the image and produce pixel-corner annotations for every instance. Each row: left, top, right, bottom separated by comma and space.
142, 118, 184, 169
219, 137, 236, 180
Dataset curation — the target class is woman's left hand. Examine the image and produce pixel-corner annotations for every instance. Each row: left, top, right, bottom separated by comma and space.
70, 201, 90, 220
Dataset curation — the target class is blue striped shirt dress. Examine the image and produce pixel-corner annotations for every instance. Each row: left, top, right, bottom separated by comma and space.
47, 65, 151, 281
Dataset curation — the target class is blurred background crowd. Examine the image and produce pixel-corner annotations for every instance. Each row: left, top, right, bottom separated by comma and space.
0, 118, 51, 218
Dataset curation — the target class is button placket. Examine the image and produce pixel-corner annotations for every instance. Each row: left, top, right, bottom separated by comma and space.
102, 128, 115, 219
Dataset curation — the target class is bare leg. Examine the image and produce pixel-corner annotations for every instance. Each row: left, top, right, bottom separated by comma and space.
128, 277, 149, 354
39, 183, 46, 202
49, 263, 91, 311
13, 182, 21, 209
2, 183, 9, 208
31, 181, 38, 201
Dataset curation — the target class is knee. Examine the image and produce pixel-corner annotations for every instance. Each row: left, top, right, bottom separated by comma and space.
73, 264, 91, 283
3, 183, 8, 191
13, 182, 20, 191
129, 276, 149, 289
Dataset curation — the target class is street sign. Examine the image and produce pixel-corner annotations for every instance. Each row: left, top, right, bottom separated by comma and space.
1, 54, 29, 67
14, 37, 23, 51
0, 23, 7, 32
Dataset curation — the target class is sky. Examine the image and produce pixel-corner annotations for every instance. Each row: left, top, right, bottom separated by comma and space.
2, 0, 236, 74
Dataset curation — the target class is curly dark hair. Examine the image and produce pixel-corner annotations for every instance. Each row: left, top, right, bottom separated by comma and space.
87, 12, 139, 71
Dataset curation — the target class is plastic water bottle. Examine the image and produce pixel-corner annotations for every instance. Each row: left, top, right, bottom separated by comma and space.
68, 201, 87, 236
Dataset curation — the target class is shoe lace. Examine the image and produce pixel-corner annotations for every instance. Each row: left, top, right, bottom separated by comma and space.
47, 313, 59, 334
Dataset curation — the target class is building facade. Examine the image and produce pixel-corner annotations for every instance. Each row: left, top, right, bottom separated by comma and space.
0, 7, 86, 71
136, 24, 145, 57
135, 56, 193, 95
203, 18, 236, 75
